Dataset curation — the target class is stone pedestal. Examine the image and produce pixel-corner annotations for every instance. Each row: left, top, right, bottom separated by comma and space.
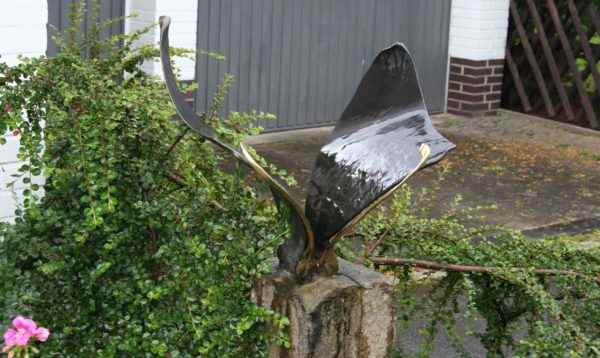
253, 259, 396, 358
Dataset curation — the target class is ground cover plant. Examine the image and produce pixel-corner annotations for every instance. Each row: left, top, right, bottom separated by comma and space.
340, 183, 600, 357
0, 4, 288, 357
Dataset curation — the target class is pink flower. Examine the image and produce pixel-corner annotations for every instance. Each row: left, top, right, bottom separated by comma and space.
3, 316, 50, 351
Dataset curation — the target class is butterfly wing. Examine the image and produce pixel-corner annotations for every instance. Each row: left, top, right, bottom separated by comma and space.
305, 43, 455, 254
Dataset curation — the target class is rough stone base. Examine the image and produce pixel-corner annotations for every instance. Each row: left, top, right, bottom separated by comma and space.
252, 259, 396, 358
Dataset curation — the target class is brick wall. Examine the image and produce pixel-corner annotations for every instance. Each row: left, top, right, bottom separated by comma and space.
447, 58, 505, 116
0, 0, 47, 223
447, 0, 510, 116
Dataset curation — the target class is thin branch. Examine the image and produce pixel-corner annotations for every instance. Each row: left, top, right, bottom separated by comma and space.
370, 257, 600, 283
355, 229, 389, 265
366, 229, 389, 256
163, 111, 210, 160
164, 127, 190, 158
165, 171, 227, 211
167, 171, 186, 186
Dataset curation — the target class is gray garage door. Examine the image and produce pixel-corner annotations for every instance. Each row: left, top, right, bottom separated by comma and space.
47, 0, 125, 56
195, 0, 452, 131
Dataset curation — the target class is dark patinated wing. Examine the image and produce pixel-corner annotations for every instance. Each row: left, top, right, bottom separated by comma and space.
159, 16, 235, 154
305, 43, 455, 253
159, 16, 314, 272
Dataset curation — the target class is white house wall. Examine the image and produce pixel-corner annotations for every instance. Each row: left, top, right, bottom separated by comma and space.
449, 0, 510, 61
0, 0, 48, 223
126, 0, 197, 80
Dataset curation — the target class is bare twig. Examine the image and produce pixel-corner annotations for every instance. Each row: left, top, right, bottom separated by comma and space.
167, 171, 186, 186
163, 113, 209, 159
370, 257, 600, 283
165, 171, 227, 211
355, 229, 389, 265
366, 230, 389, 256
164, 127, 190, 158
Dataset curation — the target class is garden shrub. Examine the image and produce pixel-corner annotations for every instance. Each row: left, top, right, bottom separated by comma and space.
0, 5, 287, 357
341, 186, 600, 357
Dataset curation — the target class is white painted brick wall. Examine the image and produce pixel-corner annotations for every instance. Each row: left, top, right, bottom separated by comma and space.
126, 0, 197, 80
0, 0, 47, 223
449, 0, 510, 60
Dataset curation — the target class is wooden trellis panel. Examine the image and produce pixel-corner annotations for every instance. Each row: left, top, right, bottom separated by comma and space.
502, 0, 600, 129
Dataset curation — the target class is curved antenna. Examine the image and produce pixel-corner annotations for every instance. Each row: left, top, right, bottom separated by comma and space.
159, 16, 249, 164
159, 16, 315, 268
159, 16, 221, 144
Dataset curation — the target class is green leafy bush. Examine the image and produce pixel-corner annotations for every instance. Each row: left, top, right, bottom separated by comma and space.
0, 5, 287, 357
341, 186, 600, 357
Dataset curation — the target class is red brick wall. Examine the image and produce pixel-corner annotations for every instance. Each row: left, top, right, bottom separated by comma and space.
447, 57, 505, 117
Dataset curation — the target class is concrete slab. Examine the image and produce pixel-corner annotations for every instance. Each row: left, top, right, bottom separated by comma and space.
248, 110, 600, 233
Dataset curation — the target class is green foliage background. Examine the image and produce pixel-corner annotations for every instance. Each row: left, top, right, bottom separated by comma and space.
0, 5, 287, 357
509, 0, 600, 104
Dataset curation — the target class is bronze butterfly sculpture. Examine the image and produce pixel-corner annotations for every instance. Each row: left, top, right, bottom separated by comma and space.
159, 16, 455, 281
